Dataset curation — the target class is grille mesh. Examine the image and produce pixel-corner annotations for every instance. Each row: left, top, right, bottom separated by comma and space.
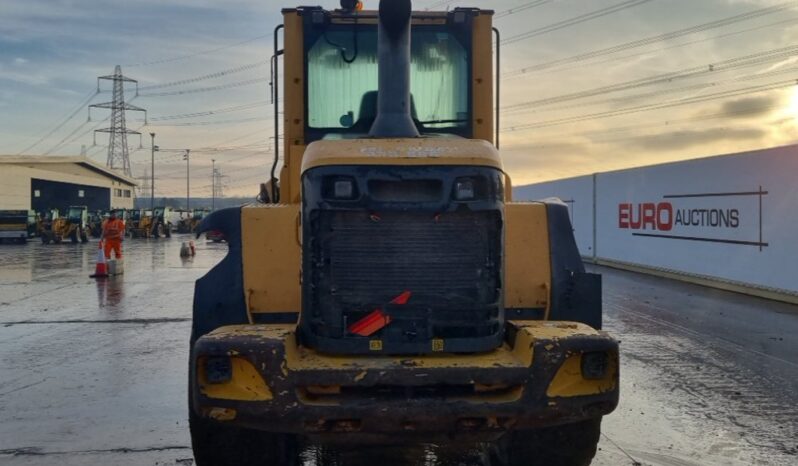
314, 210, 500, 308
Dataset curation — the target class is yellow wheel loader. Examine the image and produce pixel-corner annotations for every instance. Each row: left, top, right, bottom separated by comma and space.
127, 209, 154, 238
190, 2, 619, 465
41, 206, 89, 244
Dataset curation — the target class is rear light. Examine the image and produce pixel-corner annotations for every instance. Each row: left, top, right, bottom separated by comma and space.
205, 356, 232, 384
581, 352, 610, 380
454, 178, 475, 201
324, 176, 358, 200
334, 179, 355, 199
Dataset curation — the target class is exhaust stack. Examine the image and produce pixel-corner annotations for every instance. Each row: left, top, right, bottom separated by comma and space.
368, 0, 420, 138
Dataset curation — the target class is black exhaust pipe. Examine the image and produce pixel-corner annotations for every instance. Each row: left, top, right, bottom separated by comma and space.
368, 0, 420, 138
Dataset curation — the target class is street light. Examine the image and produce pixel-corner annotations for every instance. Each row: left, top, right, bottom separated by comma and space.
183, 149, 191, 210
212, 159, 216, 211
149, 133, 158, 210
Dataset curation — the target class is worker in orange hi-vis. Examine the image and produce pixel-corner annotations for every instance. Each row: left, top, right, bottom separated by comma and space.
101, 211, 125, 260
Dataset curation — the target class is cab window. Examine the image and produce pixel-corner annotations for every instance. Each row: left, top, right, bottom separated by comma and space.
305, 24, 471, 141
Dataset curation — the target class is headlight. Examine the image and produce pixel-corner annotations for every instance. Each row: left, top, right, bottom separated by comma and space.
454, 178, 476, 201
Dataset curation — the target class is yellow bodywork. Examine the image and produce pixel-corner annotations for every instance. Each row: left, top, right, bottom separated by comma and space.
245, 134, 553, 321
198, 322, 616, 403
547, 352, 619, 398
198, 355, 274, 402
242, 204, 301, 315
277, 8, 497, 204
241, 6, 557, 330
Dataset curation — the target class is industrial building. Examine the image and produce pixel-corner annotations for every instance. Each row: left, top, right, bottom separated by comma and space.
0, 155, 137, 213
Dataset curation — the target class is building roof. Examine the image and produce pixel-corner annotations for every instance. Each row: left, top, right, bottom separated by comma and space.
0, 155, 138, 186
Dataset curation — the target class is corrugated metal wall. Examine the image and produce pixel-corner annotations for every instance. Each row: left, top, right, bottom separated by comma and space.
31, 179, 110, 213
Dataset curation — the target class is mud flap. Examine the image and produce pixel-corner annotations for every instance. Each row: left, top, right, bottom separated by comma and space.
545, 201, 603, 329
192, 207, 248, 344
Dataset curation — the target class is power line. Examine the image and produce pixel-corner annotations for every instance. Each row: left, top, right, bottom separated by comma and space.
124, 34, 270, 68
138, 60, 270, 91
512, 99, 782, 146
503, 77, 798, 132
502, 0, 657, 45
506, 64, 798, 122
425, 1, 457, 11
148, 116, 270, 127
138, 77, 269, 97
495, 1, 553, 19
41, 120, 91, 156
504, 0, 797, 76
506, 16, 798, 80
15, 89, 98, 155
148, 101, 270, 121
504, 44, 798, 112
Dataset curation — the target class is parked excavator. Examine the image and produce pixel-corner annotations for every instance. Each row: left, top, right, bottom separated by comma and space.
189, 2, 618, 465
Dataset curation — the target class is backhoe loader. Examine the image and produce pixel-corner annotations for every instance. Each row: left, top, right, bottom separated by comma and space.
190, 2, 618, 465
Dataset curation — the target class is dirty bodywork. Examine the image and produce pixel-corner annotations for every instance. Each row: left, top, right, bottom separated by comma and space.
192, 321, 617, 444
189, 1, 619, 463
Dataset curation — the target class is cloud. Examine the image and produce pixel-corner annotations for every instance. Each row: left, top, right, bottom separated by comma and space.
720, 95, 778, 118
628, 126, 765, 151
13, 57, 28, 65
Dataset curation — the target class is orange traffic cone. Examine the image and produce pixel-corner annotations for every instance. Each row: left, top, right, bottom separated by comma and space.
90, 241, 109, 278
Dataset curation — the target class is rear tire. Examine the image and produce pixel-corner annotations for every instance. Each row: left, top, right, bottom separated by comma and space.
188, 347, 298, 466
189, 412, 298, 466
491, 419, 602, 466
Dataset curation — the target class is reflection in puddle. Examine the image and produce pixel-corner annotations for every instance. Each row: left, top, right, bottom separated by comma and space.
300, 443, 490, 466
95, 277, 124, 309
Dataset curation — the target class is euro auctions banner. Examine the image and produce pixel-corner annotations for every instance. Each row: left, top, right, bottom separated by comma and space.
597, 145, 797, 295
515, 144, 798, 296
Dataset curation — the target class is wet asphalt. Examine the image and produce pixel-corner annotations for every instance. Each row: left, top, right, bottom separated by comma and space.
0, 238, 796, 466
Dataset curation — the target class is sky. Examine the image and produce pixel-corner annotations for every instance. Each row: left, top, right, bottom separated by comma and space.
1, 0, 797, 198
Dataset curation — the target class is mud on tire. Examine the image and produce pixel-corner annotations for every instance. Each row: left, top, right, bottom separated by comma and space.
491, 418, 602, 466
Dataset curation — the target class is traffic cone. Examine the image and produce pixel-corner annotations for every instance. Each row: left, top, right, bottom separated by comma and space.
90, 241, 109, 278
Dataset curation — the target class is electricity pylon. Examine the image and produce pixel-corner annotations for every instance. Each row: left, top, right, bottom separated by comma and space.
90, 66, 146, 177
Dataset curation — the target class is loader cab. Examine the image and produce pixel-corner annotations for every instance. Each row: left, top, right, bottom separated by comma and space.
266, 4, 503, 354
66, 206, 88, 228
301, 11, 475, 141
274, 5, 497, 203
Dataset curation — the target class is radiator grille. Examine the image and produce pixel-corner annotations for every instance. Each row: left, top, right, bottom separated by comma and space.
323, 211, 498, 306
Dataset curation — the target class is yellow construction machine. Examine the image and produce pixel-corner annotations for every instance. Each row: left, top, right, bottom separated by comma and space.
190, 2, 618, 465
177, 208, 208, 234
127, 209, 154, 238
41, 206, 88, 244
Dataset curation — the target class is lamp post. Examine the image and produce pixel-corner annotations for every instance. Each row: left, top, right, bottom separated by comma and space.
212, 159, 216, 211
184, 149, 191, 210
149, 133, 158, 210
